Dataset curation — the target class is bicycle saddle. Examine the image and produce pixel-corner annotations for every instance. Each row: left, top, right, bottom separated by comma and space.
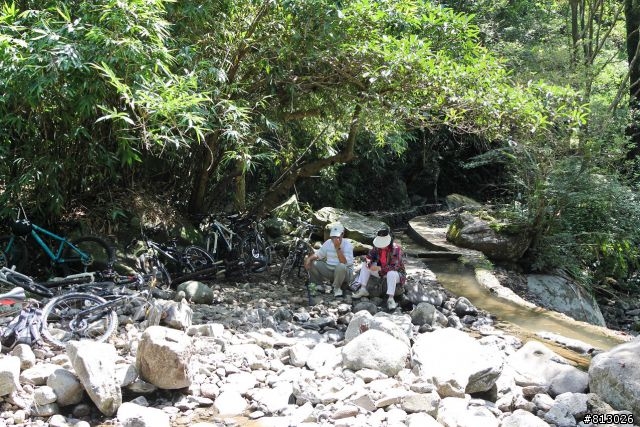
10, 219, 32, 236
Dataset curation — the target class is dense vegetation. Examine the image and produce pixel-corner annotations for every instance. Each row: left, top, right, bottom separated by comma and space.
1, 0, 640, 297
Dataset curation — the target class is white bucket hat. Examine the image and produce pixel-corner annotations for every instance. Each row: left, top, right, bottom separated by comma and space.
373, 228, 392, 248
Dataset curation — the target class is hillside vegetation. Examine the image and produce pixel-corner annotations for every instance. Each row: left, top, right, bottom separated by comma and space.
1, 0, 640, 297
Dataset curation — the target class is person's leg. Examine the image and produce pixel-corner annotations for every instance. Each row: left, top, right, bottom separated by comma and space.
308, 260, 334, 285
352, 267, 378, 298
332, 263, 351, 296
385, 271, 400, 309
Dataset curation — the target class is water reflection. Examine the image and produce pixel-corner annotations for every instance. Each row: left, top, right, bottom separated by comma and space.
426, 259, 627, 352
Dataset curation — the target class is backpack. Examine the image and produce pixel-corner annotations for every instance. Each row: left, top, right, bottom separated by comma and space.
0, 306, 44, 350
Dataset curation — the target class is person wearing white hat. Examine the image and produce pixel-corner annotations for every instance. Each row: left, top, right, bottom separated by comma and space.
351, 227, 406, 310
304, 222, 354, 297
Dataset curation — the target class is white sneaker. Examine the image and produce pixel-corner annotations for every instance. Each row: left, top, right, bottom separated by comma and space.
387, 298, 398, 310
352, 287, 370, 298
334, 288, 343, 297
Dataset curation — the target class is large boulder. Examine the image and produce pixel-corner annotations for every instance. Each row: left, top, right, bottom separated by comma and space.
589, 337, 640, 419
446, 212, 531, 261
527, 275, 606, 327
312, 207, 389, 244
136, 326, 193, 389
67, 341, 122, 416
507, 341, 588, 396
411, 328, 504, 397
342, 329, 410, 376
445, 194, 482, 210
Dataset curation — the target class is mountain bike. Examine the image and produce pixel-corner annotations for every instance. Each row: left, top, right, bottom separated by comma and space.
0, 206, 115, 276
128, 234, 217, 288
200, 214, 271, 277
40, 273, 157, 348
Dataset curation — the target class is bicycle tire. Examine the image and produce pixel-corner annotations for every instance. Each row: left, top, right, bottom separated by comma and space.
4, 272, 54, 298
41, 292, 118, 348
61, 236, 115, 276
240, 233, 271, 273
0, 236, 28, 271
182, 246, 216, 272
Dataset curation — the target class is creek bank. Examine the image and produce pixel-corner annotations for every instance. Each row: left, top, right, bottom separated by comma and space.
406, 211, 637, 343
1, 247, 639, 427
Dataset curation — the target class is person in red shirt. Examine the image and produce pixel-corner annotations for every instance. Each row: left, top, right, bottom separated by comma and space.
351, 228, 406, 310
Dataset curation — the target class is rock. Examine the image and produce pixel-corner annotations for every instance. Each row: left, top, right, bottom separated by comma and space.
312, 207, 390, 244
47, 368, 84, 406
502, 409, 551, 426
10, 344, 36, 370
412, 328, 504, 397
344, 311, 411, 346
67, 341, 121, 417
410, 302, 437, 326
445, 194, 482, 210
213, 391, 248, 416
446, 212, 531, 261
176, 281, 214, 305
0, 355, 20, 396
527, 275, 606, 326
507, 341, 588, 396
589, 337, 640, 419
117, 402, 170, 427
136, 326, 193, 389
342, 329, 410, 376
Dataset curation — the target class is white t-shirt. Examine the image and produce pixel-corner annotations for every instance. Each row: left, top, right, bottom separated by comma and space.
315, 239, 354, 267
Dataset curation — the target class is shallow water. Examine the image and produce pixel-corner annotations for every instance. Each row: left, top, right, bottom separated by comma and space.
426, 258, 627, 353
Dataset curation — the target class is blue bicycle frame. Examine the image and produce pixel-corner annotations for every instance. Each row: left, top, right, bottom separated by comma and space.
5, 223, 92, 266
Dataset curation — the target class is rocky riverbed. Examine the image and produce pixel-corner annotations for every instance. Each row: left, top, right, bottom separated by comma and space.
0, 247, 639, 427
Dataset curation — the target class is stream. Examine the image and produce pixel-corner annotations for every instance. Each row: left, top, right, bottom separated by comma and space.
398, 232, 629, 366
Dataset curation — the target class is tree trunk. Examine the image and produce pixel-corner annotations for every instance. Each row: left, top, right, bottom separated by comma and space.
626, 0, 640, 158
233, 159, 246, 212
570, 0, 580, 65
188, 131, 221, 214
254, 104, 362, 216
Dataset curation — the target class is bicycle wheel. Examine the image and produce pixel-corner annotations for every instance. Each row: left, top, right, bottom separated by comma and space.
61, 236, 115, 276
240, 233, 271, 273
4, 272, 54, 298
0, 236, 28, 271
182, 246, 216, 272
41, 292, 118, 348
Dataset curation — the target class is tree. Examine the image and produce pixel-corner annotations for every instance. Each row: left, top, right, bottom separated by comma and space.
166, 0, 581, 214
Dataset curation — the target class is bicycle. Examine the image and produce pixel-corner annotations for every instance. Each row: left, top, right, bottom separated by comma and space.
278, 221, 320, 305
200, 214, 271, 277
127, 233, 217, 288
0, 206, 115, 276
40, 273, 157, 348
278, 222, 318, 284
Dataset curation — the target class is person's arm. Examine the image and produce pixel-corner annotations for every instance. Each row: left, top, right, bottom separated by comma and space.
304, 240, 327, 269
342, 240, 354, 266
333, 237, 348, 264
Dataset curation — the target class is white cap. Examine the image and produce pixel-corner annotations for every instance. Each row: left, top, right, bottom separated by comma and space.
329, 223, 344, 237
